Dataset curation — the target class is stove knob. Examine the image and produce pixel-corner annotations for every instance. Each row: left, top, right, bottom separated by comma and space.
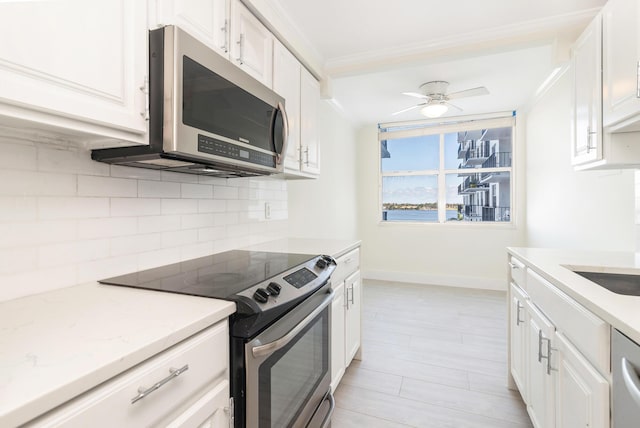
266, 282, 281, 296
253, 287, 270, 303
316, 258, 328, 269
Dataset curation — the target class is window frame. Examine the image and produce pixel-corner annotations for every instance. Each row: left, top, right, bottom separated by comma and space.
378, 114, 516, 226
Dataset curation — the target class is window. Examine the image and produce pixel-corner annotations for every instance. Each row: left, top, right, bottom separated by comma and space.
379, 115, 514, 224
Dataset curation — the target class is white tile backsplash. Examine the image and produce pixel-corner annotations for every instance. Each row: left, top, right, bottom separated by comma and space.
78, 175, 137, 197
0, 138, 288, 302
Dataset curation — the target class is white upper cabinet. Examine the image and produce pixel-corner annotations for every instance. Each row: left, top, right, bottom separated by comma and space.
602, 0, 640, 131
571, 15, 602, 166
273, 40, 302, 170
273, 41, 321, 178
230, 0, 273, 88
0, 0, 148, 144
150, 0, 231, 59
300, 68, 321, 175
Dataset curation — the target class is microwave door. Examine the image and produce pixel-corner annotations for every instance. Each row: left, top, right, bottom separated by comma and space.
272, 101, 288, 166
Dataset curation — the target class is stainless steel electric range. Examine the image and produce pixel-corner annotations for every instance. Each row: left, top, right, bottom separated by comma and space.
99, 250, 337, 428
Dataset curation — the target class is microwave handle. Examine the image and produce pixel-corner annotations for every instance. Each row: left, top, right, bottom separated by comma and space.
274, 101, 289, 165
252, 289, 333, 358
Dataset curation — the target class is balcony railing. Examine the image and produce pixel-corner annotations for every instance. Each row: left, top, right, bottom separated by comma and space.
462, 205, 510, 222
457, 175, 489, 193
458, 141, 492, 167
482, 152, 512, 168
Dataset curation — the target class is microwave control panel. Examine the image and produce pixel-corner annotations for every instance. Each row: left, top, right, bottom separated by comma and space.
198, 134, 275, 167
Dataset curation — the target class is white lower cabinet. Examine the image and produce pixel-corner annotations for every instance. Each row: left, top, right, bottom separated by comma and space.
330, 281, 346, 390
555, 332, 609, 428
526, 301, 556, 428
330, 247, 361, 392
344, 271, 362, 366
507, 255, 611, 428
26, 322, 230, 428
509, 283, 527, 399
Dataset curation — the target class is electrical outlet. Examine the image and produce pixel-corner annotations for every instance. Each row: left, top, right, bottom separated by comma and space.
265, 202, 271, 219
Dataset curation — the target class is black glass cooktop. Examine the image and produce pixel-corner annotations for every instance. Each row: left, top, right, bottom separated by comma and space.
98, 250, 317, 299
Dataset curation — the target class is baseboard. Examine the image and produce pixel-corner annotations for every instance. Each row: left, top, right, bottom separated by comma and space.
362, 269, 506, 291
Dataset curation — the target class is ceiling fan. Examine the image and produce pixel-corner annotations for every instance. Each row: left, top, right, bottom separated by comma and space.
393, 81, 489, 118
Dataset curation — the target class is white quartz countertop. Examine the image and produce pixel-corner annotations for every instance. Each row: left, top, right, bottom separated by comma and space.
242, 237, 361, 258
507, 247, 640, 345
0, 238, 359, 427
0, 283, 235, 428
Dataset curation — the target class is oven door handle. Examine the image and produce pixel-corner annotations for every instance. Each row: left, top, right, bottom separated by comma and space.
622, 357, 640, 407
252, 290, 333, 358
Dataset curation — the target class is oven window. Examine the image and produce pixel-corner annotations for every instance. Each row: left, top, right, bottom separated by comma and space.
259, 311, 329, 428
182, 55, 275, 152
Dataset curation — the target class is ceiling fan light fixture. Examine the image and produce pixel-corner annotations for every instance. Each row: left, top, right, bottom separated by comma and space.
420, 103, 448, 118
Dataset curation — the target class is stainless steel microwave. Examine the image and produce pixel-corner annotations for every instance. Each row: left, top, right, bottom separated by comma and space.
92, 25, 288, 178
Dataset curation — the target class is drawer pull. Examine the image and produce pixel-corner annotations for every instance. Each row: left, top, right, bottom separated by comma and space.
131, 364, 189, 404
516, 301, 524, 326
509, 262, 518, 269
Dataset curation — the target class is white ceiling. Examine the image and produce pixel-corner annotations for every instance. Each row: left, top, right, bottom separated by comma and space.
272, 0, 607, 125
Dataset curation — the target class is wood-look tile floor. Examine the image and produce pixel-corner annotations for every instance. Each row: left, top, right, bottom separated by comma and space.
332, 279, 532, 428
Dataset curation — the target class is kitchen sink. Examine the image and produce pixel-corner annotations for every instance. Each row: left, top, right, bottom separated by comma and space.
573, 271, 640, 296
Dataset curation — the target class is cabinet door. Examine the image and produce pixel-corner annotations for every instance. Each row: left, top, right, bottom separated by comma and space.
510, 283, 528, 401
300, 68, 321, 174
0, 0, 147, 137
345, 271, 361, 366
273, 40, 302, 171
526, 302, 556, 428
166, 380, 230, 428
554, 332, 609, 428
230, 0, 273, 88
571, 16, 602, 166
602, 0, 640, 129
151, 0, 230, 59
331, 281, 346, 391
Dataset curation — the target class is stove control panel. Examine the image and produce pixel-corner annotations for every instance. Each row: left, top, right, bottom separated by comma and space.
245, 254, 336, 306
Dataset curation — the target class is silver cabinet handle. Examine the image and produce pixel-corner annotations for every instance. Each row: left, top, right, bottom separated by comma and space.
515, 301, 524, 326
540, 337, 556, 375
236, 33, 244, 64
537, 329, 544, 363
131, 364, 189, 404
221, 19, 229, 53
622, 358, 640, 407
304, 146, 310, 166
508, 262, 518, 269
139, 76, 150, 121
586, 126, 597, 152
252, 291, 333, 358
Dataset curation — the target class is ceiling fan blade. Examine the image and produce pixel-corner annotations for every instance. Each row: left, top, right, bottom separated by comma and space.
402, 92, 430, 100
391, 104, 424, 116
446, 86, 489, 100
445, 101, 463, 112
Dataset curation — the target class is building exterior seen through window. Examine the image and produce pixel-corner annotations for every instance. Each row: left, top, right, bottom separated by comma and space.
379, 115, 514, 223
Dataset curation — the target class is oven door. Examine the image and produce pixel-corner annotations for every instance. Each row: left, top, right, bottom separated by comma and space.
245, 288, 334, 428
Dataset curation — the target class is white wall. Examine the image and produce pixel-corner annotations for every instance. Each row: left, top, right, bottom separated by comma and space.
525, 71, 635, 250
288, 102, 359, 240
0, 128, 288, 302
355, 123, 527, 291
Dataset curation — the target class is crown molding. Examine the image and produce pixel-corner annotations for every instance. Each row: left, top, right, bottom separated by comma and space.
325, 8, 601, 77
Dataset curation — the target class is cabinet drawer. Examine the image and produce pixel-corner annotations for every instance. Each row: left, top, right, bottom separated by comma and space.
509, 256, 526, 290
526, 269, 609, 374
332, 248, 360, 285
28, 321, 229, 427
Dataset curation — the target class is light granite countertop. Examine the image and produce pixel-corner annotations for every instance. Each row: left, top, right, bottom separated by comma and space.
0, 283, 235, 428
507, 247, 640, 345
